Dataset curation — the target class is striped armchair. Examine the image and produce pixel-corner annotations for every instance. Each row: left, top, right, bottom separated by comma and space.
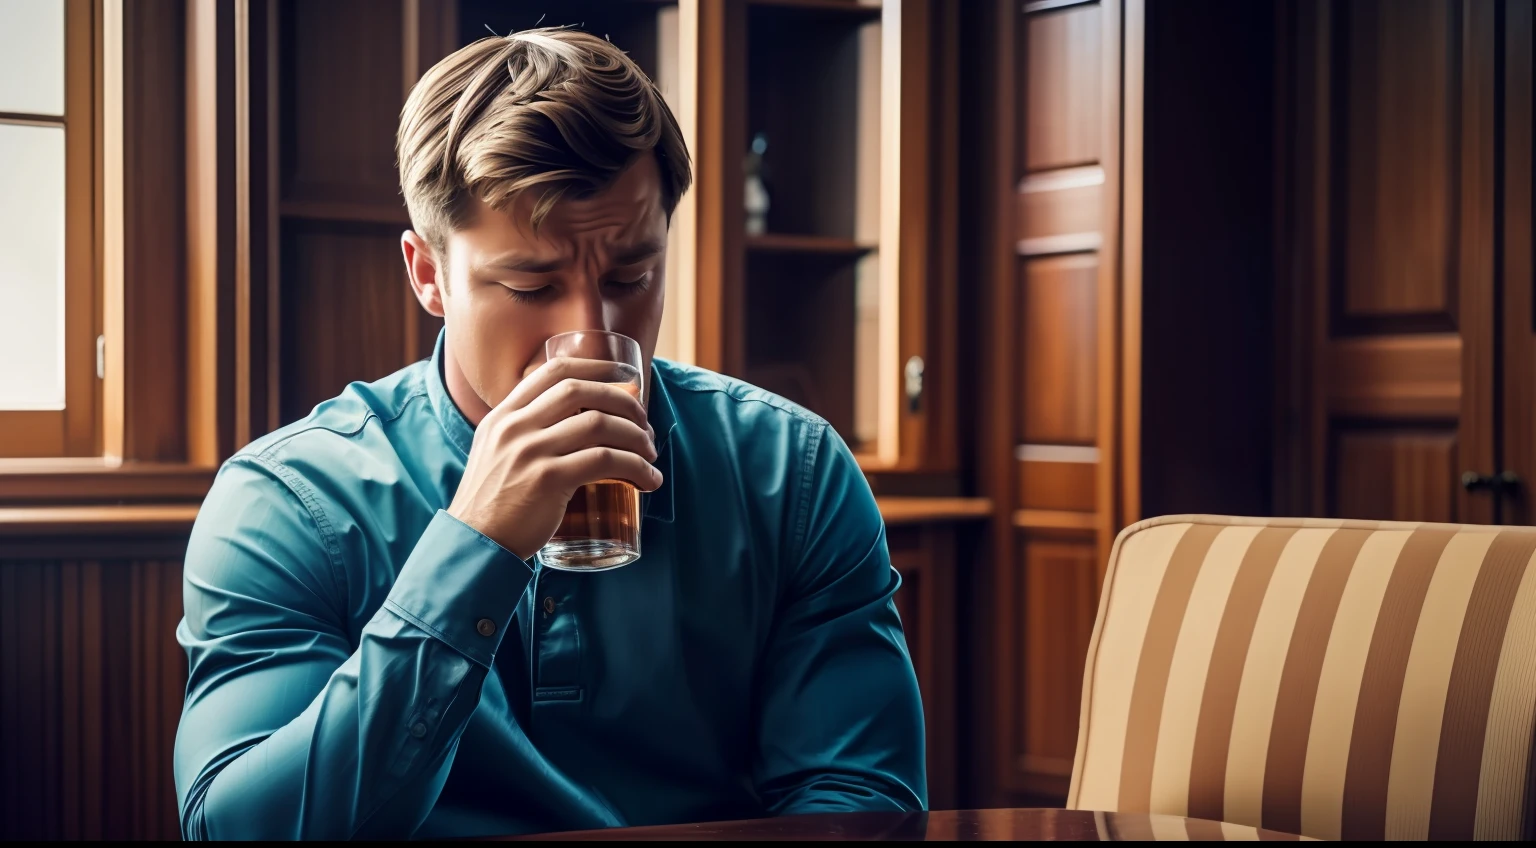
1067, 515, 1536, 841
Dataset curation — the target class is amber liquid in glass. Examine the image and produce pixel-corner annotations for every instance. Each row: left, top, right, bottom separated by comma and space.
540, 372, 645, 571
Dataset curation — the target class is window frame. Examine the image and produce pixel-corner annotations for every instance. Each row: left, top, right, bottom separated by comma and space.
0, 0, 101, 458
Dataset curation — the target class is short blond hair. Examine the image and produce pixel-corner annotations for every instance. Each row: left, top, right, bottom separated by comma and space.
397, 28, 692, 252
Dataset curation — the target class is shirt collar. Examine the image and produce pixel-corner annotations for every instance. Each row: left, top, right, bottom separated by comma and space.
426, 329, 477, 461
427, 329, 677, 524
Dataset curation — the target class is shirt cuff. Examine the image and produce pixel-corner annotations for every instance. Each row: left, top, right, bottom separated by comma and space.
382, 510, 534, 667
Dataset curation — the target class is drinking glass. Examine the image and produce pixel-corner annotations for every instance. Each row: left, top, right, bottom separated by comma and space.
539, 330, 646, 571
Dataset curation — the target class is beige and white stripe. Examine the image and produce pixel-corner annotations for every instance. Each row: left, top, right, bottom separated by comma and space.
1068, 515, 1536, 842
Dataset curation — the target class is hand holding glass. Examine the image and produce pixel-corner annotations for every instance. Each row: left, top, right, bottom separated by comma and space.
538, 331, 648, 571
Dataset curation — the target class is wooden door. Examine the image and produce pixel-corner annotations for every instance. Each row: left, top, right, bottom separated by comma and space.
1281, 0, 1499, 524
975, 0, 1125, 801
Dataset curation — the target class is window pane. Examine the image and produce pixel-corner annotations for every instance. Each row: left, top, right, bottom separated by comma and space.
0, 124, 66, 410
0, 0, 65, 116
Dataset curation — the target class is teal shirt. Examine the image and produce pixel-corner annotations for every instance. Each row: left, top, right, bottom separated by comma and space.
173, 333, 926, 840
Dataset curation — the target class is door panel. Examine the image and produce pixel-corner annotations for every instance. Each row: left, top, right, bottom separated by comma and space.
1290, 0, 1497, 524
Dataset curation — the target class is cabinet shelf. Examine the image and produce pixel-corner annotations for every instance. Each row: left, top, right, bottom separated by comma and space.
746, 0, 882, 21
745, 233, 877, 257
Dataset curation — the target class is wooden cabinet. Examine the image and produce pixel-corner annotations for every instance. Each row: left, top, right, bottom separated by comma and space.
1276, 0, 1499, 525
969, 0, 1125, 802
1277, 0, 1533, 526
684, 0, 956, 473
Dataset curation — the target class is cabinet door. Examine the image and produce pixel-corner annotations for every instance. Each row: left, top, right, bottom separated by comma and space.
980, 0, 1125, 802
1282, 0, 1498, 524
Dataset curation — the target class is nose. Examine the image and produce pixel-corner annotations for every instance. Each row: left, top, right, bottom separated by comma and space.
560, 282, 609, 334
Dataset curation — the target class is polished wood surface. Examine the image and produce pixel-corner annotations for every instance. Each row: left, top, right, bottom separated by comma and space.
498, 809, 1306, 841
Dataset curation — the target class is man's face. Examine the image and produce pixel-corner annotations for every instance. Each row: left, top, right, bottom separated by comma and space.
409, 155, 669, 418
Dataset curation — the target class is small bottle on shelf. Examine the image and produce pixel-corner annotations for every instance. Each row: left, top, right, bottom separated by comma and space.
744, 132, 770, 236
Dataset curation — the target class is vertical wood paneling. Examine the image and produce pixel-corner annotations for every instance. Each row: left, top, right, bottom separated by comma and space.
1340, 0, 1458, 321
997, 0, 1117, 805
0, 554, 189, 842
1018, 254, 1099, 445
280, 225, 409, 422
1013, 534, 1099, 797
1287, 0, 1498, 524
1334, 429, 1459, 522
1021, 3, 1102, 172
281, 0, 406, 207
889, 524, 958, 812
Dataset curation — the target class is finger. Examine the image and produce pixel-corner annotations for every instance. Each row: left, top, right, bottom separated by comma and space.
536, 410, 657, 462
552, 446, 664, 492
502, 357, 641, 413
524, 378, 648, 430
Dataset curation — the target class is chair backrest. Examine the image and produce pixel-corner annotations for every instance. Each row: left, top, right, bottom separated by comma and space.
1067, 515, 1536, 841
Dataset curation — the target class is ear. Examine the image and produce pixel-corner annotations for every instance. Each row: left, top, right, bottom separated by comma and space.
401, 230, 446, 318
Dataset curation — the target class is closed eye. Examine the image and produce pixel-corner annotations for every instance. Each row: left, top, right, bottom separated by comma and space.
503, 285, 554, 304
605, 272, 653, 296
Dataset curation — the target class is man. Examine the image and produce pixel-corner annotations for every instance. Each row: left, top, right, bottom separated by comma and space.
172, 28, 925, 840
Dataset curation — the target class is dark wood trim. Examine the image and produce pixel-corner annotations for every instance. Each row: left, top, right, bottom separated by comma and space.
186, 0, 239, 466
65, 0, 99, 458
876, 497, 992, 525
0, 505, 198, 538
745, 0, 882, 20
927, 0, 962, 475
1272, 0, 1305, 516
1502, 0, 1535, 527
1455, 0, 1498, 525
979, 0, 1019, 805
0, 111, 68, 127
1095, 0, 1127, 570
744, 233, 876, 256
682, 0, 746, 375
1117, 0, 1143, 531
889, 0, 933, 469
1013, 508, 1098, 531
104, 0, 189, 463
0, 460, 213, 506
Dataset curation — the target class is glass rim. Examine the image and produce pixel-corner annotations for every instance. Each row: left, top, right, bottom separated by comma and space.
545, 329, 639, 345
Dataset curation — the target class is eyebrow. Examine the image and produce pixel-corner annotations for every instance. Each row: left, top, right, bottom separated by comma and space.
475, 240, 666, 275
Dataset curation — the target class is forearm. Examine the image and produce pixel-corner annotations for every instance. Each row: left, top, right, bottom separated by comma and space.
177, 510, 534, 840
183, 611, 487, 840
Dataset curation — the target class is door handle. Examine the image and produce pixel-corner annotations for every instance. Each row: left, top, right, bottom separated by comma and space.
1461, 470, 1521, 494
904, 356, 925, 413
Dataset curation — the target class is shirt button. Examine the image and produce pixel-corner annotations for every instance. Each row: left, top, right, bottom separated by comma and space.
476, 618, 496, 637
543, 597, 556, 614
410, 721, 428, 739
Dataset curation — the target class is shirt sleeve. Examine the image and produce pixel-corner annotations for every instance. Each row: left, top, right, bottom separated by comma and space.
172, 455, 534, 840
751, 422, 929, 815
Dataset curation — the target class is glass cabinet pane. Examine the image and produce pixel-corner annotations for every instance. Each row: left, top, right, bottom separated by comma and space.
0, 0, 65, 116
0, 124, 66, 410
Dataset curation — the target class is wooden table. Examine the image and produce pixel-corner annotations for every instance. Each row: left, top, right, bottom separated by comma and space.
494, 809, 1308, 841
